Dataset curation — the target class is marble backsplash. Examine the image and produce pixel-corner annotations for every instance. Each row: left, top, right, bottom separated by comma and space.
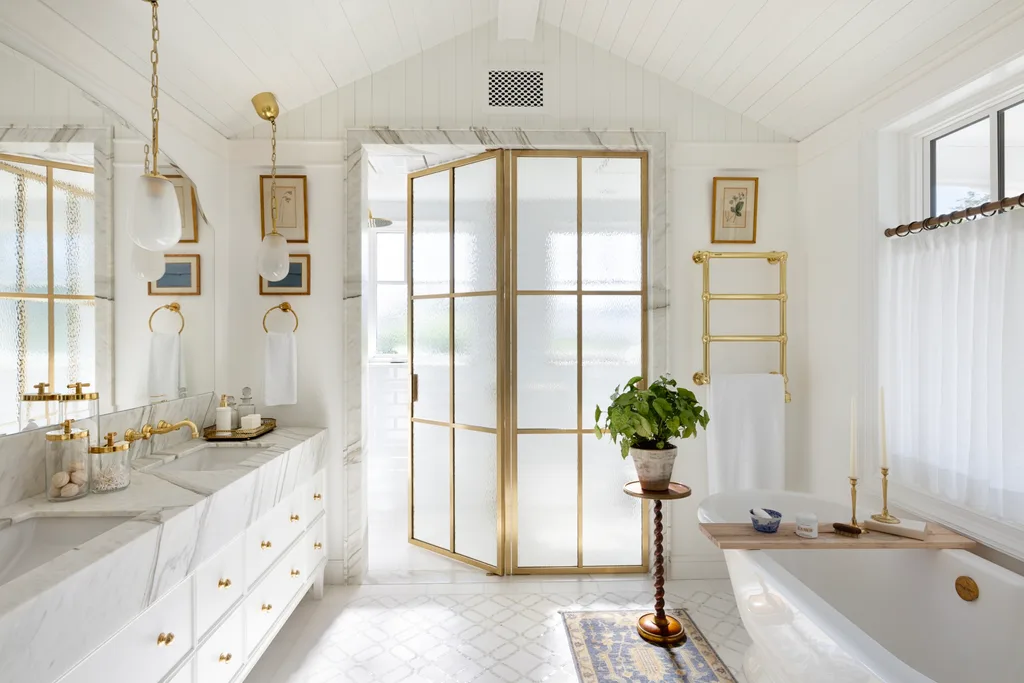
0, 393, 215, 508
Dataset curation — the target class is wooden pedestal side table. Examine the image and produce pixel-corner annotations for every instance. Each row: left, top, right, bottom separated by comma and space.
623, 480, 692, 646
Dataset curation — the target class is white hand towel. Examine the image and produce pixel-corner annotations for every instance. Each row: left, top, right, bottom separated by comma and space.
148, 332, 183, 403
264, 331, 298, 406
706, 373, 785, 495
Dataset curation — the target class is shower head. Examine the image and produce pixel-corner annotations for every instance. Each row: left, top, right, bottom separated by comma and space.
368, 210, 393, 228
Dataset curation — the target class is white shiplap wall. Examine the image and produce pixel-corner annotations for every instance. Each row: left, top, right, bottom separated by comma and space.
0, 43, 124, 128
237, 20, 790, 144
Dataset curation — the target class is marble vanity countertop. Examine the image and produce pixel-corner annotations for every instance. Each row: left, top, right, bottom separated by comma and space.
0, 426, 326, 683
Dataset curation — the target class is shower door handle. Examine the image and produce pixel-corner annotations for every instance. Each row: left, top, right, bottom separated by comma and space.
411, 374, 418, 403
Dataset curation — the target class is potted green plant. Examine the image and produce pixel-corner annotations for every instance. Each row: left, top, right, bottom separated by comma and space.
594, 375, 709, 491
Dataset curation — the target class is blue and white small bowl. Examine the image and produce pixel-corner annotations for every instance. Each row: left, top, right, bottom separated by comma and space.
749, 508, 782, 533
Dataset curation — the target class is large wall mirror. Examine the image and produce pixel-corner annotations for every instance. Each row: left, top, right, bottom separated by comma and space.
0, 138, 216, 435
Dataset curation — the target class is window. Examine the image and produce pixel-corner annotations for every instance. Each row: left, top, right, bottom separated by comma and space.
0, 155, 95, 432
929, 95, 1024, 214
369, 228, 408, 359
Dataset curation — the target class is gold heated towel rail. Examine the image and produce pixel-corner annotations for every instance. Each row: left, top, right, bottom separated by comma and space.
692, 250, 790, 403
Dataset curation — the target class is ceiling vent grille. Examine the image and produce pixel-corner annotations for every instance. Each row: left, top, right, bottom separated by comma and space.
487, 70, 544, 108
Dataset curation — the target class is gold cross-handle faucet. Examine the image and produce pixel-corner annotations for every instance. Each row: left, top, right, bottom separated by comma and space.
124, 419, 199, 443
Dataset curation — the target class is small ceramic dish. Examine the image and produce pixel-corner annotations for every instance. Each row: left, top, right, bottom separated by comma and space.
750, 508, 782, 533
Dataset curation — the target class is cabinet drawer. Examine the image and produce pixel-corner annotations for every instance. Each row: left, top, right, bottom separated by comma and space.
244, 571, 285, 656
280, 485, 307, 549
306, 514, 327, 573
277, 533, 310, 608
166, 661, 194, 683
245, 507, 287, 586
196, 611, 244, 683
195, 533, 245, 637
305, 470, 326, 522
60, 577, 193, 683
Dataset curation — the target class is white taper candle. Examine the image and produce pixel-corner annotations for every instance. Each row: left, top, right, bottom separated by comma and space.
849, 396, 858, 478
880, 387, 888, 469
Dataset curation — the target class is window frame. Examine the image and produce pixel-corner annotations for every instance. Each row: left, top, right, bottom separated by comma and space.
367, 225, 409, 363
925, 92, 1024, 218
0, 153, 95, 424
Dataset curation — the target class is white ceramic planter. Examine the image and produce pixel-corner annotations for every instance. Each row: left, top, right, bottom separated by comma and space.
630, 446, 677, 491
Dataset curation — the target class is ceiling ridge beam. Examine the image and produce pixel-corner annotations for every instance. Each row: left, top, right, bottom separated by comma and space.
498, 0, 541, 42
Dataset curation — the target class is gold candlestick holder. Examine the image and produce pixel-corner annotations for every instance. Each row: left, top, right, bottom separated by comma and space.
871, 467, 900, 524
832, 476, 866, 537
850, 476, 860, 526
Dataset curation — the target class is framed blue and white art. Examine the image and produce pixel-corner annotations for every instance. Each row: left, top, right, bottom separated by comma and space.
259, 254, 310, 295
149, 254, 201, 296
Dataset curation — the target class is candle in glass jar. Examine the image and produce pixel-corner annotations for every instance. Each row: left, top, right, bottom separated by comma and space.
849, 396, 858, 479
879, 387, 888, 469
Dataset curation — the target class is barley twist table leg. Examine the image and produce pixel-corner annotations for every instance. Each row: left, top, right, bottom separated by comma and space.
636, 498, 686, 646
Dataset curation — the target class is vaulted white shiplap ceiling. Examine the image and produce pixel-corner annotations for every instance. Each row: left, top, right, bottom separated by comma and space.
2, 0, 1023, 142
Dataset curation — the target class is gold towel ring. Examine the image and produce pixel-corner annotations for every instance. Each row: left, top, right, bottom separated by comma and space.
149, 302, 184, 334
263, 302, 298, 333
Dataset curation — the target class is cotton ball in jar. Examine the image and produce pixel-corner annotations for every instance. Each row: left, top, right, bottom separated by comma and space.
59, 482, 80, 498
51, 471, 70, 489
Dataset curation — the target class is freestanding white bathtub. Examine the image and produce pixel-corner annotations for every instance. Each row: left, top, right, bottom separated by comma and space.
698, 490, 1024, 683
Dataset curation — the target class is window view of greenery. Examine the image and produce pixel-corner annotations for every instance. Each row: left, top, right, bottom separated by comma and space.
932, 118, 990, 215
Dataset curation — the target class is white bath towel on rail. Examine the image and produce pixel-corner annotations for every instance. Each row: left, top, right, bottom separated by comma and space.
148, 332, 186, 403
706, 373, 785, 495
264, 331, 297, 406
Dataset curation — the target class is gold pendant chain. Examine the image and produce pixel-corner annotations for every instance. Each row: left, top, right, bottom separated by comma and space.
270, 117, 278, 235
149, 0, 161, 175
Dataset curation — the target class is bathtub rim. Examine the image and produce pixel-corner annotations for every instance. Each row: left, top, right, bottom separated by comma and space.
701, 490, 936, 683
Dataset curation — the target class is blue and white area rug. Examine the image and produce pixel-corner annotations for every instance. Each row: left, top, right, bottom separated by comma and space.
561, 609, 737, 682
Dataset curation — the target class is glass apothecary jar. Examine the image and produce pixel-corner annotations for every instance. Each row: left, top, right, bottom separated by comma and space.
46, 420, 90, 501
90, 432, 131, 494
20, 381, 60, 432
60, 383, 100, 444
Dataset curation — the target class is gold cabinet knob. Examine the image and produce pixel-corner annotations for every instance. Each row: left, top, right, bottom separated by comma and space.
261, 540, 272, 550
289, 514, 300, 522
217, 578, 232, 589
290, 569, 301, 578
219, 653, 233, 663
157, 632, 175, 646
313, 493, 322, 501
261, 603, 273, 612
313, 542, 322, 550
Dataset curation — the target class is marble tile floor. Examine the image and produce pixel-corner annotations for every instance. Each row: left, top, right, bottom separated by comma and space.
245, 577, 751, 683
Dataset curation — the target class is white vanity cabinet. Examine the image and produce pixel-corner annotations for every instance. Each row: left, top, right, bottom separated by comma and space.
55, 469, 327, 683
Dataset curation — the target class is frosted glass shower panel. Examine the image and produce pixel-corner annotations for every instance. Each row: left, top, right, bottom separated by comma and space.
454, 159, 497, 293
581, 157, 642, 291
516, 157, 577, 291
412, 298, 450, 422
582, 436, 643, 566
454, 296, 497, 429
454, 430, 498, 566
517, 434, 578, 567
412, 422, 451, 549
517, 295, 577, 429
581, 296, 642, 420
411, 170, 450, 296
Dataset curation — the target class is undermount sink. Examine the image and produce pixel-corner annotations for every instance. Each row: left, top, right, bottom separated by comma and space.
158, 445, 267, 473
0, 516, 133, 587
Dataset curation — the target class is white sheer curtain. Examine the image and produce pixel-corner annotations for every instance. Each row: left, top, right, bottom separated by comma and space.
880, 209, 1024, 524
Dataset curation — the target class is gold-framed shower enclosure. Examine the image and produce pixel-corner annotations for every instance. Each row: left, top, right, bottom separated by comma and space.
691, 250, 790, 403
406, 149, 650, 576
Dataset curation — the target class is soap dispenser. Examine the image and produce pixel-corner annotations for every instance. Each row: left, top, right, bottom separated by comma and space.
216, 394, 233, 433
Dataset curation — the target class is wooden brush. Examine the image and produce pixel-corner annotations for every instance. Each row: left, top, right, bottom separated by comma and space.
832, 522, 864, 537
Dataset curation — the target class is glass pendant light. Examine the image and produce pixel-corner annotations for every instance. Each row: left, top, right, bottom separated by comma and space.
253, 92, 290, 282
128, 0, 181, 252
132, 144, 167, 282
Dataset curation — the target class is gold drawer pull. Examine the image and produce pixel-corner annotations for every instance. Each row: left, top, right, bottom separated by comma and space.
313, 542, 322, 550
313, 493, 322, 501
261, 603, 273, 612
157, 632, 175, 646
217, 578, 232, 589
290, 569, 301, 577
289, 514, 300, 522
219, 653, 233, 663
261, 540, 272, 550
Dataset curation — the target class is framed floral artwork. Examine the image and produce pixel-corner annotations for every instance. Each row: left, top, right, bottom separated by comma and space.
711, 177, 758, 244
260, 174, 308, 243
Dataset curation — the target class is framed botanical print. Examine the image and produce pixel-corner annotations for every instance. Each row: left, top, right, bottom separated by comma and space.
260, 175, 308, 243
259, 254, 310, 295
149, 254, 201, 296
165, 174, 199, 243
712, 177, 758, 244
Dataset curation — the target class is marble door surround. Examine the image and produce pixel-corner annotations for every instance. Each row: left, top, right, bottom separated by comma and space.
342, 128, 669, 581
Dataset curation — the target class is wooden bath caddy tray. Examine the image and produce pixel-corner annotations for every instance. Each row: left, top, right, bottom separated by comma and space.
700, 522, 976, 550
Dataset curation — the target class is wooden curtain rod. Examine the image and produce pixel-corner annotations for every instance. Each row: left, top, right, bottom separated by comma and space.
884, 191, 1024, 237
